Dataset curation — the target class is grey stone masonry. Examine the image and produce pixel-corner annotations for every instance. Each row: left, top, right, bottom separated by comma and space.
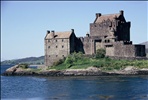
45, 10, 146, 66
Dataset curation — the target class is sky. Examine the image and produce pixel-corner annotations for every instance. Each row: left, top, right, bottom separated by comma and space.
1, 1, 148, 61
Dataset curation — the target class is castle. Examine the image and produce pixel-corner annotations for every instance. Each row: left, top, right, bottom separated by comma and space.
44, 10, 146, 66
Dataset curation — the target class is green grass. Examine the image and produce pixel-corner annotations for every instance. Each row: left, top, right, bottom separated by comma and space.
47, 52, 148, 71
18, 63, 29, 69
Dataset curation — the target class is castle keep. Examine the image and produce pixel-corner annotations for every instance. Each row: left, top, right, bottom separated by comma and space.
45, 10, 146, 66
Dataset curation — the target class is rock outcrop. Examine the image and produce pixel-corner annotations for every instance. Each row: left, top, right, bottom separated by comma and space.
1, 65, 148, 76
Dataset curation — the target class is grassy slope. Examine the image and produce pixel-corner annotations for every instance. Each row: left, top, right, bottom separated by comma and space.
48, 53, 148, 71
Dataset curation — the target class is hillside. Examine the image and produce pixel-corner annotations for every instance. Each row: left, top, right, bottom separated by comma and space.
140, 41, 148, 54
140, 41, 148, 49
1, 56, 44, 65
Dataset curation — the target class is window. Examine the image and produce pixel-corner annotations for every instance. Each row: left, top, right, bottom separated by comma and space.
49, 55, 50, 57
62, 45, 64, 48
56, 46, 58, 48
55, 40, 57, 42
104, 36, 107, 38
48, 46, 50, 48
106, 45, 113, 47
62, 39, 64, 42
98, 40, 102, 42
56, 55, 58, 57
62, 55, 64, 57
48, 40, 50, 42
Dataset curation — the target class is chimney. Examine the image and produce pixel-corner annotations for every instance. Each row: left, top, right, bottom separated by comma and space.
71, 29, 74, 33
96, 13, 101, 18
120, 10, 124, 15
51, 30, 55, 38
86, 32, 89, 37
47, 30, 50, 34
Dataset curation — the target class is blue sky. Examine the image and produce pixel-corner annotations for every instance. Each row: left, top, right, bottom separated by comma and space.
1, 1, 148, 60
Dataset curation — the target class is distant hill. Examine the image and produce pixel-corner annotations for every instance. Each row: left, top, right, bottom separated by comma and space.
1, 56, 44, 65
140, 41, 148, 53
140, 41, 148, 49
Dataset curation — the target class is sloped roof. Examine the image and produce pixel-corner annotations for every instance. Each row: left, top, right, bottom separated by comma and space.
45, 31, 72, 39
94, 13, 120, 23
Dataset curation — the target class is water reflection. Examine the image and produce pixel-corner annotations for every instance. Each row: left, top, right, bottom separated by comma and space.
1, 73, 148, 100
42, 76, 148, 100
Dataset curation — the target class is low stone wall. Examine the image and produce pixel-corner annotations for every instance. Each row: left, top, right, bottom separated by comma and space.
108, 56, 148, 60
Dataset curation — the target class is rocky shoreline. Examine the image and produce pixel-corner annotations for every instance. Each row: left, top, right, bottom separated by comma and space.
1, 65, 148, 76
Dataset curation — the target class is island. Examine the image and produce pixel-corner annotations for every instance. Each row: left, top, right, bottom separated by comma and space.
2, 52, 148, 76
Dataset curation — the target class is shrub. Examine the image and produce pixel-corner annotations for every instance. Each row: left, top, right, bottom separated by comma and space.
64, 52, 83, 64
96, 48, 106, 58
65, 56, 73, 64
53, 58, 65, 66
18, 63, 29, 69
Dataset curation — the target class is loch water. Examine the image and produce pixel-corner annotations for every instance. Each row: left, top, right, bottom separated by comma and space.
1, 65, 148, 100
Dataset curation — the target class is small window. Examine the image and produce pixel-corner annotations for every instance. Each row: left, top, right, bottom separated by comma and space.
56, 46, 58, 48
62, 45, 64, 48
48, 46, 50, 48
48, 40, 50, 42
62, 55, 64, 57
62, 39, 64, 42
98, 40, 101, 42
49, 55, 50, 57
56, 55, 58, 57
55, 40, 57, 42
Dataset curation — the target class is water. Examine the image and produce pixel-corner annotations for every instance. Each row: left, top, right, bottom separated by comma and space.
1, 65, 148, 100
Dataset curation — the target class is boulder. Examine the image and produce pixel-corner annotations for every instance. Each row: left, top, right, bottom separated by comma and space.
124, 66, 138, 71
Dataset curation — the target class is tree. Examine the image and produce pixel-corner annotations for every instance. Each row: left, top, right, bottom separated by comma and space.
96, 48, 106, 58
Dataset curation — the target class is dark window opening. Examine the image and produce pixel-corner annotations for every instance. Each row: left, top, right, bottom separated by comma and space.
56, 55, 58, 57
62, 39, 64, 42
55, 40, 57, 42
49, 55, 50, 57
105, 40, 110, 43
48, 46, 50, 48
62, 45, 64, 48
98, 40, 102, 42
48, 40, 50, 42
106, 45, 113, 47
56, 46, 58, 48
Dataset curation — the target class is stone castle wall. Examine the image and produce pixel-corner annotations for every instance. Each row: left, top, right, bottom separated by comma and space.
45, 11, 146, 66
90, 21, 112, 37
45, 38, 70, 66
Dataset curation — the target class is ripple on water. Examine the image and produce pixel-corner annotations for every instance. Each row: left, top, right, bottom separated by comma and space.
30, 77, 46, 82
